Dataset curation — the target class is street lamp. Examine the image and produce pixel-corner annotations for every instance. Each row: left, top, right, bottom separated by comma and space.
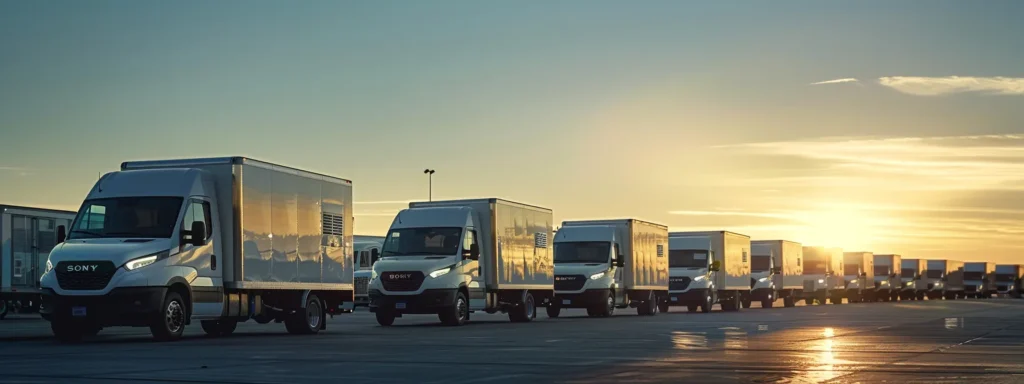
423, 169, 435, 201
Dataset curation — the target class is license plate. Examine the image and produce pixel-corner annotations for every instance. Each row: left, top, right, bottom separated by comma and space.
395, 302, 406, 310
72, 306, 87, 317
671, 297, 679, 302
562, 299, 571, 305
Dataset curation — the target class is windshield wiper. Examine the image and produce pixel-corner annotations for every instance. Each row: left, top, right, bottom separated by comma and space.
103, 231, 154, 237
69, 229, 103, 238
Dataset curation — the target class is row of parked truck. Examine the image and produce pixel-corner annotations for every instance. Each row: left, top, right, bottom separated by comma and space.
2, 156, 1022, 341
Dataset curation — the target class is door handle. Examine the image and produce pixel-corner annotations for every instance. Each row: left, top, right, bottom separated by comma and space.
211, 255, 217, 270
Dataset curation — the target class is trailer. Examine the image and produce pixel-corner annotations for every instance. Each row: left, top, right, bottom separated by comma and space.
900, 258, 927, 300
921, 259, 964, 300
353, 235, 385, 308
842, 252, 874, 302
1, 205, 77, 319
801, 246, 844, 305
39, 157, 354, 342
369, 198, 554, 326
667, 231, 751, 312
873, 254, 902, 302
549, 219, 668, 317
994, 264, 1023, 298
963, 262, 996, 298
750, 240, 803, 308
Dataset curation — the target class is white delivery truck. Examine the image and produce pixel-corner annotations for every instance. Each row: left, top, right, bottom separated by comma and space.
666, 231, 750, 312
993, 264, 1023, 298
842, 252, 873, 303
750, 240, 803, 308
353, 235, 385, 308
368, 198, 554, 326
801, 246, 844, 305
872, 254, 902, 302
548, 219, 669, 318
963, 262, 996, 299
900, 258, 927, 300
1, 205, 76, 320
921, 259, 964, 300
39, 157, 355, 342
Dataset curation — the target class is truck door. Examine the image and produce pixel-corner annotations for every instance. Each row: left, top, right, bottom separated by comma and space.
612, 242, 626, 304
463, 228, 486, 309
180, 198, 224, 319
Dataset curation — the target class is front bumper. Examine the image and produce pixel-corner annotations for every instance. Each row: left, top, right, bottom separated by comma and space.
368, 289, 457, 315
554, 289, 610, 308
39, 287, 166, 327
667, 288, 710, 305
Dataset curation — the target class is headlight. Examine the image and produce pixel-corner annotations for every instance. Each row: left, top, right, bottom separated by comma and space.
124, 250, 170, 271
590, 271, 606, 280
693, 275, 706, 282
818, 279, 825, 284
45, 259, 53, 273
429, 265, 455, 278
757, 277, 768, 283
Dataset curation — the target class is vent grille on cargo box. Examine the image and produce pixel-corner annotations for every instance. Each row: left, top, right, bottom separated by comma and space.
534, 232, 548, 248
657, 244, 665, 257
322, 213, 344, 236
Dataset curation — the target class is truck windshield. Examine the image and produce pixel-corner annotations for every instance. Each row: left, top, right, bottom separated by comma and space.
751, 255, 771, 272
554, 242, 609, 264
901, 268, 916, 278
995, 274, 1016, 282
381, 227, 462, 257
669, 250, 708, 268
925, 270, 943, 279
963, 271, 983, 281
804, 260, 827, 275
845, 264, 861, 276
68, 197, 183, 239
874, 266, 890, 276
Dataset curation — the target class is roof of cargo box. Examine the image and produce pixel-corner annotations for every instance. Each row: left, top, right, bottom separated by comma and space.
561, 218, 667, 229
409, 198, 551, 212
120, 156, 352, 185
751, 239, 801, 245
0, 204, 77, 216
669, 230, 749, 238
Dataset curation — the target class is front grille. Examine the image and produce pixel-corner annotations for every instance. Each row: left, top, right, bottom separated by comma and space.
380, 271, 424, 292
55, 261, 117, 290
997, 285, 1009, 291
554, 275, 586, 291
354, 276, 369, 295
670, 276, 691, 291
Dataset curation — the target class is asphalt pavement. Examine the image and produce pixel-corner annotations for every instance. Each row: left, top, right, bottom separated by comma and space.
1, 298, 1023, 384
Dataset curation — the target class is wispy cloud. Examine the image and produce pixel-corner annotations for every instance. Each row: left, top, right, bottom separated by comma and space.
810, 78, 860, 86
878, 76, 1024, 96
1, 166, 31, 177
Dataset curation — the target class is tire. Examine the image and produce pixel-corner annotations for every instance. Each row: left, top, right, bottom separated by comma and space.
588, 291, 614, 318
546, 304, 561, 318
741, 298, 752, 309
509, 292, 536, 323
439, 291, 469, 326
150, 291, 187, 342
831, 296, 842, 305
687, 304, 699, 312
285, 294, 324, 335
658, 300, 670, 314
722, 293, 740, 312
201, 320, 237, 337
783, 296, 795, 308
762, 295, 774, 309
805, 297, 814, 306
0, 300, 8, 320
699, 291, 714, 313
375, 310, 396, 326
637, 292, 658, 316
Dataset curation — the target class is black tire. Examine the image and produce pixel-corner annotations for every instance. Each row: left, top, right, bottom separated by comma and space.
783, 296, 795, 308
150, 291, 187, 342
51, 319, 84, 343
439, 291, 469, 326
588, 291, 614, 318
687, 304, 699, 312
0, 300, 8, 320
831, 296, 842, 305
722, 294, 740, 312
375, 310, 396, 326
637, 292, 658, 316
658, 300, 670, 314
805, 297, 814, 305
509, 292, 536, 323
201, 320, 237, 337
285, 294, 324, 335
762, 295, 774, 309
741, 298, 752, 309
546, 304, 561, 318
699, 291, 714, 313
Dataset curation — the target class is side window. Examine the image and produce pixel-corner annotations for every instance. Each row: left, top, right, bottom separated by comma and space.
182, 200, 211, 244
201, 201, 213, 238
359, 251, 370, 268
613, 243, 621, 258
463, 230, 477, 251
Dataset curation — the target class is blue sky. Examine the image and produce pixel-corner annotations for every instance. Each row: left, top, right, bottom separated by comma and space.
2, 1, 1023, 262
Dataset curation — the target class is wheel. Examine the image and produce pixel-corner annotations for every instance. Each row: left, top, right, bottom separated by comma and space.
375, 310, 396, 326
687, 304, 699, 312
0, 300, 8, 320
637, 292, 658, 316
783, 296, 795, 308
588, 291, 614, 318
831, 296, 842, 305
722, 293, 740, 312
762, 293, 774, 308
805, 297, 814, 305
741, 297, 752, 309
509, 292, 536, 323
439, 291, 469, 326
150, 291, 187, 342
699, 291, 714, 313
546, 304, 561, 318
201, 320, 237, 337
285, 294, 324, 335
658, 300, 670, 314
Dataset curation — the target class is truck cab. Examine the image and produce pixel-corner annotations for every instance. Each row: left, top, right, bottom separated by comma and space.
550, 225, 626, 317
842, 252, 873, 303
352, 238, 383, 308
801, 246, 843, 305
666, 236, 719, 313
993, 264, 1023, 298
963, 262, 996, 299
749, 245, 780, 308
900, 259, 926, 300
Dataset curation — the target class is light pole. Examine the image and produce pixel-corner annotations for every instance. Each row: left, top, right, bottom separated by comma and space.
423, 169, 435, 201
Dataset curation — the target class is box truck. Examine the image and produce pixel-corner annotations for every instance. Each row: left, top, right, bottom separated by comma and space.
353, 235, 385, 308
842, 252, 873, 302
666, 231, 751, 312
900, 258, 927, 300
873, 254, 902, 302
801, 246, 844, 305
548, 219, 668, 317
368, 198, 554, 326
994, 264, 1023, 298
963, 262, 996, 298
750, 240, 803, 308
921, 259, 964, 300
39, 157, 355, 342
1, 205, 77, 320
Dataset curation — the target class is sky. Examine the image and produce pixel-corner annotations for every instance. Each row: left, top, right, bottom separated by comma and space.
2, 1, 1023, 263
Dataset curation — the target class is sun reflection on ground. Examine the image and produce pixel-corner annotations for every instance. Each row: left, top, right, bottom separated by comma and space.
670, 331, 708, 350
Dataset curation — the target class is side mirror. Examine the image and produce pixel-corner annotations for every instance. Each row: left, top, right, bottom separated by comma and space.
710, 260, 721, 272
56, 225, 67, 244
772, 266, 782, 274
188, 221, 207, 246
466, 244, 480, 260
371, 248, 380, 264
615, 256, 625, 268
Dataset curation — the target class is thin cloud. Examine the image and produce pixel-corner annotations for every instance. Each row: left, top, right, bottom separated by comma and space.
1, 166, 30, 176
810, 78, 860, 85
878, 76, 1024, 96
